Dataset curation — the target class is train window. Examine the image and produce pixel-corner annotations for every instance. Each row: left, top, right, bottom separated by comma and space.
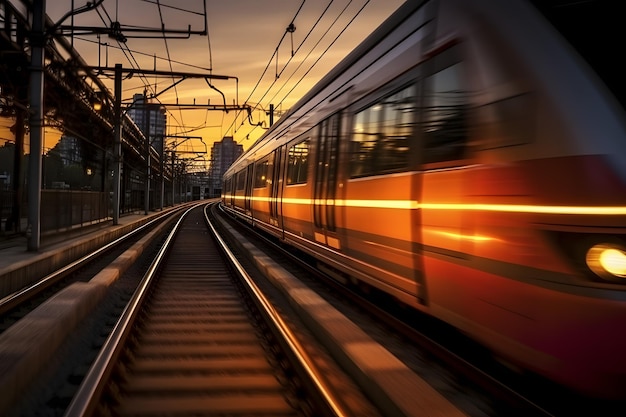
350, 109, 377, 178
349, 84, 416, 178
235, 169, 246, 190
422, 63, 468, 164
254, 158, 270, 188
286, 139, 309, 185
380, 86, 415, 168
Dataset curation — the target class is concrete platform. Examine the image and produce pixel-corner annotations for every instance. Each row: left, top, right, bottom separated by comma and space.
0, 210, 173, 299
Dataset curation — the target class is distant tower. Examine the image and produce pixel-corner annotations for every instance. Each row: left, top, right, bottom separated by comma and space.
127, 93, 167, 155
209, 136, 243, 197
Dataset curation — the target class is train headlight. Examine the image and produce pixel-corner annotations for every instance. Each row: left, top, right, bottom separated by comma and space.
586, 244, 626, 282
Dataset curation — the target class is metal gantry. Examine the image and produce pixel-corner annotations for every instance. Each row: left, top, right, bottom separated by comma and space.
0, 0, 246, 249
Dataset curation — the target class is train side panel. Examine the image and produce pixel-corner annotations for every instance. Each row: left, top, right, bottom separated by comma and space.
221, 0, 626, 398
342, 173, 422, 303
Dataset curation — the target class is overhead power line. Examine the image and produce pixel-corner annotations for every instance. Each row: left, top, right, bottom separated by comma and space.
275, 0, 371, 110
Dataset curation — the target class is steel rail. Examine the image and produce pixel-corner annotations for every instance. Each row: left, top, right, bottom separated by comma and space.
64, 201, 350, 416
62, 203, 198, 417
217, 203, 555, 417
204, 203, 350, 417
0, 207, 184, 315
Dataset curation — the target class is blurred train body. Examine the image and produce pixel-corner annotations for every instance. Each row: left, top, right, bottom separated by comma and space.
221, 0, 626, 399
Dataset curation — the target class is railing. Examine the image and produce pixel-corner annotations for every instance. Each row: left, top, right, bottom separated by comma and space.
40, 190, 111, 233
0, 186, 188, 238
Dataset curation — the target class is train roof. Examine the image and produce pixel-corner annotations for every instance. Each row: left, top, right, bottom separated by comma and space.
226, 0, 626, 177
227, 0, 422, 172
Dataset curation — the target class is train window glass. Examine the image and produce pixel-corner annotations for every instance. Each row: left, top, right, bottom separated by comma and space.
236, 170, 246, 190
350, 84, 416, 178
350, 109, 378, 178
254, 159, 269, 188
422, 63, 468, 164
287, 139, 309, 185
380, 86, 415, 170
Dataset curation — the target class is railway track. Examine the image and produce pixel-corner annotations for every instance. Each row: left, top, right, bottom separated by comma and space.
64, 204, 350, 417
4, 201, 500, 416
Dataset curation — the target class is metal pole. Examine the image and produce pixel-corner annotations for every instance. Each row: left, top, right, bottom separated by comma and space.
27, 0, 46, 251
70, 0, 74, 48
144, 96, 150, 215
171, 152, 175, 205
112, 64, 122, 225
160, 135, 164, 210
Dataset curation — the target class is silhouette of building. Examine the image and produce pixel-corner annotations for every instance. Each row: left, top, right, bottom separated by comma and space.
209, 136, 243, 197
127, 93, 167, 154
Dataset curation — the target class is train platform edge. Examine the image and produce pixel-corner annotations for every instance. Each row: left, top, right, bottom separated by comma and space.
0, 209, 173, 300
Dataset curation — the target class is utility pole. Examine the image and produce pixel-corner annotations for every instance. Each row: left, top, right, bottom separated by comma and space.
171, 152, 175, 205
27, 0, 46, 251
113, 64, 122, 225
159, 134, 164, 210
143, 93, 150, 215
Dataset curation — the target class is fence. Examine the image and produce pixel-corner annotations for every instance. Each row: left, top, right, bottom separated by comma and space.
40, 190, 111, 232
0, 189, 111, 236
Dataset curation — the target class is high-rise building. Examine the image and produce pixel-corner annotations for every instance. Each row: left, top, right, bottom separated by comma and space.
127, 93, 167, 154
209, 136, 243, 197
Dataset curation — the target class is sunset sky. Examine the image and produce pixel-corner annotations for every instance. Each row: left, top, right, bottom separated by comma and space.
45, 0, 405, 169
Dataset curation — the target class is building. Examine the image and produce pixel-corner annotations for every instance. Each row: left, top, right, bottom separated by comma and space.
209, 136, 243, 197
127, 93, 167, 154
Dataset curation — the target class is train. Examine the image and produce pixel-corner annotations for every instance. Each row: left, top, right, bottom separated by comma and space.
221, 0, 626, 399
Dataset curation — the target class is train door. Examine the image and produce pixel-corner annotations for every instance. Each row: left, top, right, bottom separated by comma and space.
342, 70, 428, 306
269, 146, 284, 231
244, 164, 253, 216
313, 112, 341, 249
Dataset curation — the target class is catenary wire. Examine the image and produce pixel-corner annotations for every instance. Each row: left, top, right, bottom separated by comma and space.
232, 0, 370, 140
247, 0, 335, 118
275, 0, 371, 110
265, 0, 355, 108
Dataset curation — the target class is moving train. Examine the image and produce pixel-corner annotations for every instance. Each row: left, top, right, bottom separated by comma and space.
221, 0, 626, 399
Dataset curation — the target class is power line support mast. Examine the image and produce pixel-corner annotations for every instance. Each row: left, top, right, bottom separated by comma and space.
171, 152, 175, 205
160, 134, 164, 211
113, 64, 123, 225
144, 94, 151, 215
27, 0, 46, 251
